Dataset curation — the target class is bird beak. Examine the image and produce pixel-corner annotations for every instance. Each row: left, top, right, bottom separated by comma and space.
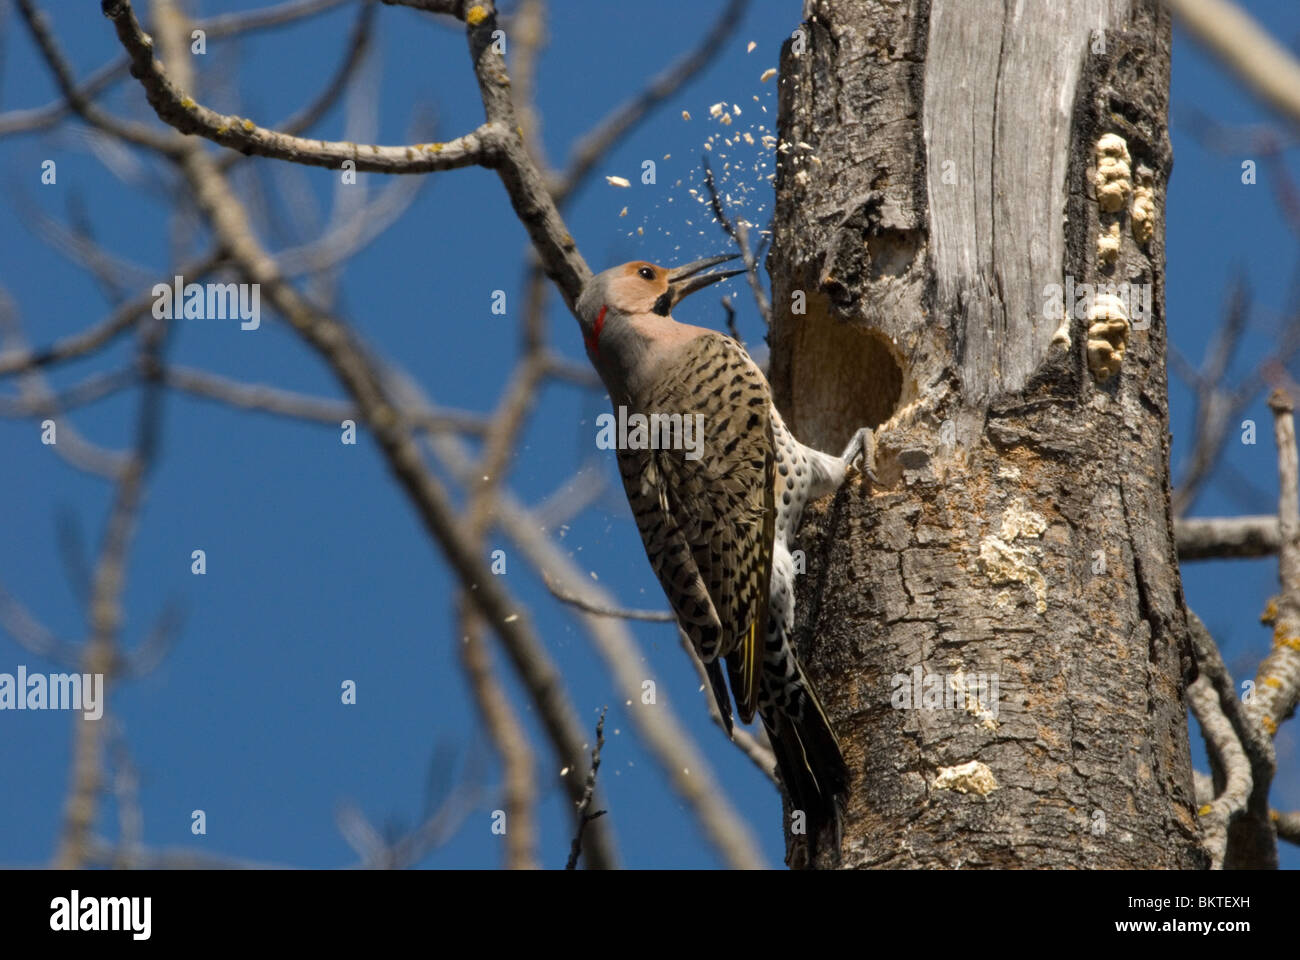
664, 254, 745, 309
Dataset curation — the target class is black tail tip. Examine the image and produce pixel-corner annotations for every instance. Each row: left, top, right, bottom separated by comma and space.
770, 731, 849, 868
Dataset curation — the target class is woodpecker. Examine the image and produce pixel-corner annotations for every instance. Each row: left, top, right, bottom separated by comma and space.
576, 255, 873, 854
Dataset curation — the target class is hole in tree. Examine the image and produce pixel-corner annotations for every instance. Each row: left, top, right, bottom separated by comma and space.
787, 290, 909, 455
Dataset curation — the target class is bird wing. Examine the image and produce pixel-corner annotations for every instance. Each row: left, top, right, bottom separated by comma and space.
615, 333, 774, 723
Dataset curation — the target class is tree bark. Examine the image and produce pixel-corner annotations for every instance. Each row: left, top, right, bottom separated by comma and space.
769, 0, 1205, 868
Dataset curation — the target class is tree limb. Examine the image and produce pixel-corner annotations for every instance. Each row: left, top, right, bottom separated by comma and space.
1167, 0, 1300, 125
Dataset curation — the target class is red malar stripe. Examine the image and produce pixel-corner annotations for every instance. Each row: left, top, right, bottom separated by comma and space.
586, 304, 607, 356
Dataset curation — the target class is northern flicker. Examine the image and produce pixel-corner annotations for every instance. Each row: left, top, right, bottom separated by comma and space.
576, 255, 873, 853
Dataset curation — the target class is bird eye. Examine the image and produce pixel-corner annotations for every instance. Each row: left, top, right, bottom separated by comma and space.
638, 266, 655, 281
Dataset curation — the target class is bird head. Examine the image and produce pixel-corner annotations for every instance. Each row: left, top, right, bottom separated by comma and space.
575, 254, 743, 361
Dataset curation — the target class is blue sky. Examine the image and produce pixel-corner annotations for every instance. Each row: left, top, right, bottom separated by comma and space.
0, 0, 1297, 869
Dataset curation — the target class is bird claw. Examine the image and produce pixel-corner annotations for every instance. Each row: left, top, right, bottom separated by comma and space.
840, 427, 877, 485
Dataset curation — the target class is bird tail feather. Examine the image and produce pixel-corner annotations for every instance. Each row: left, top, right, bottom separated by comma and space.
763, 667, 849, 864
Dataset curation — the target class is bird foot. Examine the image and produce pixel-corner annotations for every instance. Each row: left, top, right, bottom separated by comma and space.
840, 427, 877, 485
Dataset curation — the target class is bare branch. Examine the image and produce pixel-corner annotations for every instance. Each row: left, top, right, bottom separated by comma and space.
0, 367, 136, 417
420, 427, 767, 867
543, 352, 602, 389
106, 719, 144, 868
105, 0, 592, 308
457, 2, 590, 307
0, 580, 78, 666
0, 288, 131, 478
1167, 0, 1300, 125
0, 251, 223, 378
720, 295, 740, 342
532, 459, 608, 531
119, 599, 184, 679
508, 0, 548, 171
336, 759, 485, 868
1175, 515, 1280, 560
1187, 674, 1251, 868
162, 99, 615, 865
379, 0, 462, 15
541, 572, 675, 623
276, 177, 427, 277
566, 708, 608, 870
1247, 390, 1300, 738
0, 0, 353, 139
202, 0, 354, 39
81, 837, 287, 870
102, 0, 494, 173
164, 365, 489, 436
13, 188, 157, 296
379, 362, 768, 868
1275, 810, 1300, 846
455, 607, 539, 869
53, 307, 170, 868
0, 51, 125, 138
16, 0, 180, 152
1187, 610, 1278, 868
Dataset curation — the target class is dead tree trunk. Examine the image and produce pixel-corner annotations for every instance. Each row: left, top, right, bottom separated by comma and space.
769, 0, 1205, 868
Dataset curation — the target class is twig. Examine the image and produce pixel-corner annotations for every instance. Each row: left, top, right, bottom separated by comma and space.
552, 0, 750, 204
81, 837, 287, 870
164, 365, 488, 436
701, 154, 770, 325
566, 708, 608, 870
532, 459, 608, 531
336, 747, 486, 868
721, 295, 740, 342
53, 295, 170, 868
201, 0, 355, 39
0, 367, 136, 417
0, 51, 126, 137
278, 175, 427, 276
0, 288, 131, 479
14, 192, 156, 296
0, 251, 223, 377
0, 580, 78, 666
16, 0, 180, 152
379, 0, 461, 14
542, 572, 675, 623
